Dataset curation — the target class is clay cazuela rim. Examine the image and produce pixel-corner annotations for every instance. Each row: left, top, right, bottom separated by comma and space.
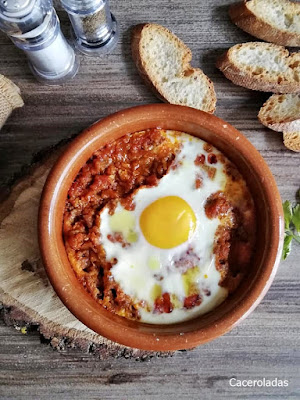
38, 104, 284, 351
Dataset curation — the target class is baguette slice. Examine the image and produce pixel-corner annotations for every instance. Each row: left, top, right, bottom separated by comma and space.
229, 0, 300, 47
217, 42, 300, 93
131, 23, 216, 113
258, 94, 300, 132
283, 131, 300, 152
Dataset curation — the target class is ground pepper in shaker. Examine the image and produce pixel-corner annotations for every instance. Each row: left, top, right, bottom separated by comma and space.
0, 0, 79, 85
60, 0, 119, 56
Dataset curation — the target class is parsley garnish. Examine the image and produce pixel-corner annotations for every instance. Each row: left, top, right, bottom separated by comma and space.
282, 190, 300, 260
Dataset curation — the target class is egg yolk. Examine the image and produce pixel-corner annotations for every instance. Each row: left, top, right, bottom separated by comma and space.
139, 196, 196, 249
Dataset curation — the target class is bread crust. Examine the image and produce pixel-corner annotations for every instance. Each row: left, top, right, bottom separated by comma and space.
258, 94, 300, 132
283, 131, 300, 152
216, 45, 300, 94
229, 1, 300, 47
258, 116, 300, 133
131, 23, 216, 113
131, 24, 166, 102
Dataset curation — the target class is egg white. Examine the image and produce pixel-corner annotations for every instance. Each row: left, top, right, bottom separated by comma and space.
99, 132, 229, 324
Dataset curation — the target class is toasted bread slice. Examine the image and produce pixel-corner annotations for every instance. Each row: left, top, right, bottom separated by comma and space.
258, 94, 300, 152
217, 42, 300, 93
283, 131, 300, 152
258, 94, 300, 132
131, 23, 216, 113
229, 0, 300, 47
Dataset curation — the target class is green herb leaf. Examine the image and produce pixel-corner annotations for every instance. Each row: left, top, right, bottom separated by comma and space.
291, 233, 300, 244
282, 192, 300, 260
283, 200, 292, 231
282, 234, 293, 260
291, 204, 300, 233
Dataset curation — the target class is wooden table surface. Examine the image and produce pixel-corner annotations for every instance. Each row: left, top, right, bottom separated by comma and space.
0, 1, 299, 399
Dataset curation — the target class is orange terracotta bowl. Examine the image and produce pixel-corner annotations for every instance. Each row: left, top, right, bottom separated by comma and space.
39, 104, 284, 351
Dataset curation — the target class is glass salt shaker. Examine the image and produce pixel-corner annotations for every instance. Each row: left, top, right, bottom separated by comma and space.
60, 0, 119, 56
0, 0, 79, 85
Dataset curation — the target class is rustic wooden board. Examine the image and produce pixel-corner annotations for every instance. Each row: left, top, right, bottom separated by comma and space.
0, 0, 299, 399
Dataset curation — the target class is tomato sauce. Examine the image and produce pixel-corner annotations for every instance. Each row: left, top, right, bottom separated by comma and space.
63, 129, 256, 321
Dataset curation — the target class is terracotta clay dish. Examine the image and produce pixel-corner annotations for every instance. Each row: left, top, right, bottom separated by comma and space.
39, 104, 284, 351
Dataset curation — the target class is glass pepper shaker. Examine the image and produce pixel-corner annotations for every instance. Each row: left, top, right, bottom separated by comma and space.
0, 0, 79, 85
60, 0, 119, 56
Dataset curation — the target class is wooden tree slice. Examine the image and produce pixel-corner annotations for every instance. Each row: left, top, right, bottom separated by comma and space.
0, 149, 171, 359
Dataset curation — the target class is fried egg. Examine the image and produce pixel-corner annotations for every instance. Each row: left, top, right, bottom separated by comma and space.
99, 131, 230, 324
